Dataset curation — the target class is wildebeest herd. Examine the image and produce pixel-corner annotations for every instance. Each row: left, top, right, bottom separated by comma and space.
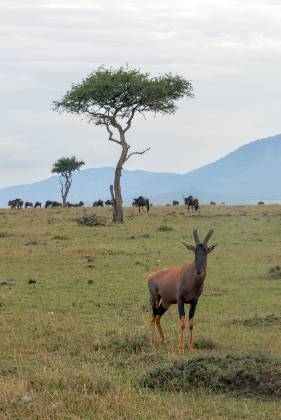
7, 195, 201, 211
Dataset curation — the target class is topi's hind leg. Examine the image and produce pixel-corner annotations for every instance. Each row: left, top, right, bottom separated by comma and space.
150, 296, 160, 345
150, 315, 156, 345
155, 302, 170, 344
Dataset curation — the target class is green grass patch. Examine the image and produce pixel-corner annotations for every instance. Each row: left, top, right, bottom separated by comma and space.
193, 338, 217, 350
227, 314, 281, 327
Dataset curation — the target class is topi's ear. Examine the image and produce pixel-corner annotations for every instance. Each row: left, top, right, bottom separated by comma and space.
181, 242, 196, 252
208, 244, 218, 253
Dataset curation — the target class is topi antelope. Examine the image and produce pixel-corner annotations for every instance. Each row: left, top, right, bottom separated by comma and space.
148, 229, 217, 353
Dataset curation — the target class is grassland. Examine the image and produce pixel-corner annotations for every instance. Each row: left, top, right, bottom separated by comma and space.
0, 204, 280, 419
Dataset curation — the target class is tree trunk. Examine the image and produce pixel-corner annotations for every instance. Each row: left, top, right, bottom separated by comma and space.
62, 193, 67, 207
110, 134, 128, 223
61, 177, 72, 208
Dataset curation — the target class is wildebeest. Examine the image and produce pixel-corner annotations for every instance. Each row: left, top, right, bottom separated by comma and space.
8, 199, 17, 209
257, 201, 265, 205
210, 201, 216, 206
184, 195, 200, 213
34, 202, 42, 208
172, 200, 179, 206
66, 201, 84, 207
132, 196, 150, 213
105, 199, 113, 207
66, 202, 75, 207
8, 198, 24, 209
148, 229, 217, 352
52, 201, 62, 208
93, 199, 104, 207
25, 201, 33, 208
45, 200, 62, 208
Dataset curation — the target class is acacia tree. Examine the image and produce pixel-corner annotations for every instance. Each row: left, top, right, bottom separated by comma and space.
51, 156, 85, 207
53, 66, 193, 222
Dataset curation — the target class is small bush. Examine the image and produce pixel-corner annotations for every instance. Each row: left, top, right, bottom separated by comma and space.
0, 232, 14, 238
141, 354, 281, 399
193, 338, 217, 350
52, 235, 70, 241
159, 225, 173, 232
75, 214, 106, 227
267, 265, 281, 279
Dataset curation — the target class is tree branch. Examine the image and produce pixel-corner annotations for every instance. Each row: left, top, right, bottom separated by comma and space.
105, 123, 122, 145
124, 107, 137, 133
126, 147, 151, 161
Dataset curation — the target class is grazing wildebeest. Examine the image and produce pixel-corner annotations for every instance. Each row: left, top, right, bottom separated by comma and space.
8, 199, 17, 209
172, 200, 179, 206
258, 201, 265, 205
34, 201, 42, 208
25, 201, 33, 208
148, 229, 217, 352
51, 201, 62, 208
132, 196, 150, 213
45, 200, 62, 208
8, 198, 23, 209
184, 195, 200, 213
93, 200, 104, 207
66, 202, 75, 207
105, 199, 113, 207
67, 201, 84, 207
45, 200, 53, 208
210, 201, 216, 206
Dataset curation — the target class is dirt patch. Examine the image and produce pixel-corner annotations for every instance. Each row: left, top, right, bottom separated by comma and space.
227, 314, 281, 327
267, 265, 281, 279
140, 354, 281, 399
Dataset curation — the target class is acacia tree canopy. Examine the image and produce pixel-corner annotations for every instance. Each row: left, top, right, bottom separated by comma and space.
52, 156, 85, 206
53, 66, 194, 222
53, 66, 193, 125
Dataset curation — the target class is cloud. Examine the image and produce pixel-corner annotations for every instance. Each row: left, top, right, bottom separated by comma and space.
0, 0, 280, 187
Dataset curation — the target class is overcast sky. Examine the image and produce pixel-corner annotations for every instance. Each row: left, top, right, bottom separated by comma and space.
0, 0, 280, 188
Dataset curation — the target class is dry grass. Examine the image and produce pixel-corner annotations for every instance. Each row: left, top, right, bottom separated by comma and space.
0, 204, 281, 418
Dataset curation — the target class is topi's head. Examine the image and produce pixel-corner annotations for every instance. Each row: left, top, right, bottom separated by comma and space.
181, 229, 217, 276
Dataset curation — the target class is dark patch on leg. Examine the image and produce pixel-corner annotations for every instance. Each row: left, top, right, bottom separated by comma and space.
157, 304, 167, 317
189, 300, 197, 320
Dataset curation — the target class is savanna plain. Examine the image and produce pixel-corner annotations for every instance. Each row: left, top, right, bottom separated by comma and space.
0, 204, 281, 419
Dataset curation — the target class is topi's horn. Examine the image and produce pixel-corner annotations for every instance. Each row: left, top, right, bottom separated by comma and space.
203, 229, 214, 245
193, 229, 200, 245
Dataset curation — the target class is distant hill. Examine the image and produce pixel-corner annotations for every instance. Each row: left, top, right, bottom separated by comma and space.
0, 134, 280, 206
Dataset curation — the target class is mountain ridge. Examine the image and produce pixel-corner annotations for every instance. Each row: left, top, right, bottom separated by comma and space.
0, 134, 280, 206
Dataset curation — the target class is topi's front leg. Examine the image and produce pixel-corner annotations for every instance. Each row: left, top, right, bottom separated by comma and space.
188, 300, 197, 351
178, 295, 185, 353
